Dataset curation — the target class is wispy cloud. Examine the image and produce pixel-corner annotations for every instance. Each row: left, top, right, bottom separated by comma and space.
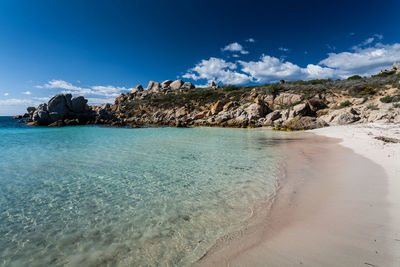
221, 42, 249, 55
23, 91, 32, 95
3, 93, 9, 96
0, 98, 36, 105
326, 44, 336, 51
278, 47, 289, 52
36, 80, 132, 98
246, 38, 255, 43
351, 35, 384, 50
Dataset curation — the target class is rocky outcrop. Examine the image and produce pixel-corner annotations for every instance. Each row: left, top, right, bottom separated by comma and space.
32, 104, 51, 125
211, 100, 224, 115
380, 62, 400, 75
170, 80, 184, 90
244, 100, 270, 120
18, 65, 400, 130
183, 82, 195, 89
132, 85, 143, 93
284, 116, 328, 130
25, 94, 118, 126
147, 81, 161, 92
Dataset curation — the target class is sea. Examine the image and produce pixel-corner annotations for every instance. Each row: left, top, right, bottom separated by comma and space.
0, 116, 286, 266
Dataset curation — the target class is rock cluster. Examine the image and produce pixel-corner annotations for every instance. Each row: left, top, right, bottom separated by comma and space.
17, 67, 400, 130
22, 94, 118, 126
380, 62, 400, 75
141, 79, 195, 93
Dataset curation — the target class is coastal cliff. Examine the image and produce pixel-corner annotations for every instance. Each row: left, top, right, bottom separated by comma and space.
17, 63, 400, 130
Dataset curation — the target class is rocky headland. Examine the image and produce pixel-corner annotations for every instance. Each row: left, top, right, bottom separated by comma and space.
16, 63, 400, 130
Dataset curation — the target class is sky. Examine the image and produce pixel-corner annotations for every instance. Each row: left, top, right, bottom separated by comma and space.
1, 0, 400, 115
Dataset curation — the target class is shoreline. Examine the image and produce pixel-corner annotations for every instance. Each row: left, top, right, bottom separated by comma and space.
197, 125, 399, 266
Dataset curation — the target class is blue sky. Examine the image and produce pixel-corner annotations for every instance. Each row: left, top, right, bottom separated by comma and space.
1, 0, 400, 115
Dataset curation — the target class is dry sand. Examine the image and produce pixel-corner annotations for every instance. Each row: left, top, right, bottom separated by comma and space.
197, 124, 400, 267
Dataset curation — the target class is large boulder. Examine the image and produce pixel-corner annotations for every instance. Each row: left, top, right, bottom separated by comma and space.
170, 80, 184, 90
96, 103, 116, 121
70, 96, 88, 113
27, 106, 36, 114
265, 110, 281, 122
273, 93, 302, 107
307, 98, 327, 112
47, 94, 70, 119
182, 82, 195, 89
147, 81, 161, 92
32, 104, 51, 125
132, 85, 143, 94
211, 100, 224, 115
335, 112, 360, 125
161, 80, 173, 89
245, 101, 270, 119
284, 116, 328, 130
292, 103, 314, 117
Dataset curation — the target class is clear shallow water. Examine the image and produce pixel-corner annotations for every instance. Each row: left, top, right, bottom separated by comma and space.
0, 116, 285, 266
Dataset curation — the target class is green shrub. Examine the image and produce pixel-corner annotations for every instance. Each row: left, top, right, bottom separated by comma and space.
372, 71, 396, 77
380, 95, 393, 103
264, 83, 282, 96
334, 100, 352, 109
291, 79, 332, 85
347, 75, 363, 80
393, 103, 400, 108
222, 85, 240, 91
366, 103, 379, 110
360, 86, 376, 95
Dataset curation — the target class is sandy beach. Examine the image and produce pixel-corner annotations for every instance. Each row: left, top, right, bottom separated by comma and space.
198, 124, 400, 267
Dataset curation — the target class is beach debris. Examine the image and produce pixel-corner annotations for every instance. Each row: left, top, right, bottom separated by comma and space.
374, 136, 400, 143
364, 262, 378, 267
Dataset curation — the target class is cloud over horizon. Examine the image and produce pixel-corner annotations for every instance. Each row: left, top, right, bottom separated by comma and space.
183, 41, 400, 85
36, 80, 133, 98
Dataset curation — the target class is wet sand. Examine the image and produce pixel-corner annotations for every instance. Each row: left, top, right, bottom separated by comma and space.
197, 129, 398, 266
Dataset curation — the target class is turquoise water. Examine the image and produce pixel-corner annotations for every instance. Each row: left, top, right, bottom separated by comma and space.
0, 117, 285, 266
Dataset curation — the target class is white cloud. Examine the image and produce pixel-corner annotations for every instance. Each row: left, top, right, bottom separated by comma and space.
222, 42, 249, 55
246, 38, 255, 43
23, 91, 32, 95
86, 97, 116, 105
91, 85, 131, 97
319, 43, 400, 76
36, 80, 82, 91
279, 47, 289, 52
232, 54, 240, 58
351, 35, 384, 50
239, 55, 335, 82
4, 93, 9, 96
36, 80, 132, 98
183, 41, 400, 85
362, 37, 375, 46
0, 98, 35, 105
182, 57, 251, 84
